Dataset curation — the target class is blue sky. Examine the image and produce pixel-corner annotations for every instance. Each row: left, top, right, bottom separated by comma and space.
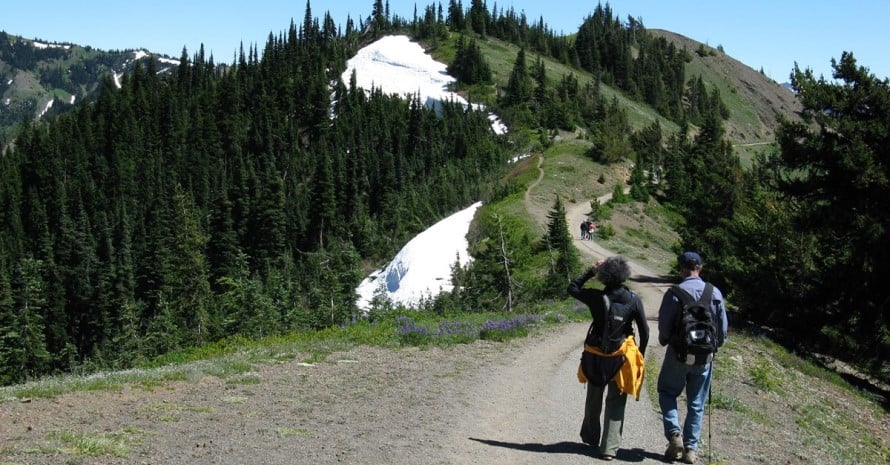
3, 1, 888, 82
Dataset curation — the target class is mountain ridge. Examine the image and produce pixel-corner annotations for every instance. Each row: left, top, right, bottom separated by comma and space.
2, 23, 804, 160
0, 31, 180, 145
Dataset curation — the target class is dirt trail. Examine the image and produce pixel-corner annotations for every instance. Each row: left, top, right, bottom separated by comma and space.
434, 158, 675, 464
436, 154, 676, 464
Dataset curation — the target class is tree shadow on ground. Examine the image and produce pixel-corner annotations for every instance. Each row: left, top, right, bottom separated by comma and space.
467, 437, 665, 462
628, 274, 676, 285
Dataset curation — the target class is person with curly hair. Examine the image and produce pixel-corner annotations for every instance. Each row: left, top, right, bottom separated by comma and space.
569, 255, 649, 461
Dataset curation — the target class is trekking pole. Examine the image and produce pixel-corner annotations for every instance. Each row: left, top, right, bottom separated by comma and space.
708, 362, 713, 464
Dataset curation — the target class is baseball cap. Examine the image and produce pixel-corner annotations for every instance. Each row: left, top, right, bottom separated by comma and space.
679, 251, 702, 267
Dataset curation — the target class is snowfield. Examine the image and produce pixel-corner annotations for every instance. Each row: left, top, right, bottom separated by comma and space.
341, 35, 507, 135
355, 202, 481, 311
347, 36, 507, 311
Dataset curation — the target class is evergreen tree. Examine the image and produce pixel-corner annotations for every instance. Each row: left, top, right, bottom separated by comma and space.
446, 0, 466, 31
468, 0, 488, 36
630, 120, 664, 192
0, 255, 17, 383
457, 208, 532, 313
159, 185, 215, 348
504, 48, 533, 106
9, 258, 52, 382
371, 0, 388, 35
586, 98, 633, 164
251, 160, 287, 267
207, 190, 241, 286
543, 196, 580, 297
628, 157, 649, 201
767, 53, 890, 365
448, 36, 492, 86
218, 253, 276, 338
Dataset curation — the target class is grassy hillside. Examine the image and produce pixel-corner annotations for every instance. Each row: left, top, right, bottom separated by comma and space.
430, 28, 803, 166
429, 34, 680, 134
650, 29, 804, 163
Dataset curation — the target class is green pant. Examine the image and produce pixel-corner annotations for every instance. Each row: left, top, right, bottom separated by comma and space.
580, 378, 627, 457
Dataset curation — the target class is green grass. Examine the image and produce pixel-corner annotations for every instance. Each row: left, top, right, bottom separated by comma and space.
536, 145, 619, 203
0, 303, 587, 403
592, 200, 681, 276
748, 358, 783, 393
430, 32, 679, 134
204, 358, 254, 379
643, 353, 660, 405
685, 55, 763, 135
43, 429, 142, 458
712, 329, 889, 463
226, 373, 262, 385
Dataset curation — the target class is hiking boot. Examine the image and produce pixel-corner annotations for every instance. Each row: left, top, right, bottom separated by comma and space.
681, 447, 697, 464
664, 432, 683, 461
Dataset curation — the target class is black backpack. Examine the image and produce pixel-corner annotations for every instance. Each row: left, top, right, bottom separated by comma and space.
670, 283, 717, 364
585, 289, 636, 354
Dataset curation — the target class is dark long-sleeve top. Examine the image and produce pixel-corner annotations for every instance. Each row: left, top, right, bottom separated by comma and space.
568, 269, 649, 355
657, 276, 729, 347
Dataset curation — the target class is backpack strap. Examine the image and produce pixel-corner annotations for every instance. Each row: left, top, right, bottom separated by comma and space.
670, 285, 694, 307
700, 283, 714, 307
604, 289, 635, 346
669, 285, 691, 342
671, 283, 714, 308
584, 294, 613, 347
601, 294, 612, 349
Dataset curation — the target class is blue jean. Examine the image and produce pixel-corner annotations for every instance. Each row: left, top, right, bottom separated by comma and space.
657, 346, 712, 450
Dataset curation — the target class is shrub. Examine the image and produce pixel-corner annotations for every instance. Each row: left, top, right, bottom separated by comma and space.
597, 223, 616, 239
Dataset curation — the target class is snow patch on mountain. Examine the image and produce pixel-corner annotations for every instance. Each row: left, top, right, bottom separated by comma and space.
356, 202, 481, 311
341, 35, 506, 134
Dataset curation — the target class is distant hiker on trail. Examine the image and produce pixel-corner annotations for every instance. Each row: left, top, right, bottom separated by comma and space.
569, 255, 649, 461
580, 220, 590, 240
657, 251, 729, 464
588, 222, 598, 240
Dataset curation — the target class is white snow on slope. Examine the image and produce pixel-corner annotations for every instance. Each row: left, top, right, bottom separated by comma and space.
38, 99, 53, 118
356, 201, 481, 311
33, 41, 70, 50
342, 35, 507, 134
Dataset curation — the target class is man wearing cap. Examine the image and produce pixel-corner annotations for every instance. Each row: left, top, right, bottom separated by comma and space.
657, 251, 729, 463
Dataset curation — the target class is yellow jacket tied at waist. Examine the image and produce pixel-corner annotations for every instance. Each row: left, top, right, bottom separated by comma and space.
577, 335, 645, 400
